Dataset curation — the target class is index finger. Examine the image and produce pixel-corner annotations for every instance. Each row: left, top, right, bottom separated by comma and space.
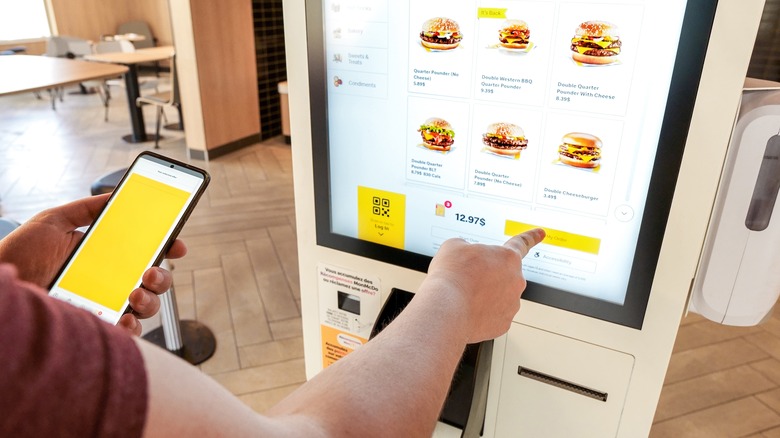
504, 228, 545, 258
42, 194, 110, 230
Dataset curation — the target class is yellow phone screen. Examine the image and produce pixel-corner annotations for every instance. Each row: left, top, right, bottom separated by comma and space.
59, 174, 188, 311
49, 154, 207, 324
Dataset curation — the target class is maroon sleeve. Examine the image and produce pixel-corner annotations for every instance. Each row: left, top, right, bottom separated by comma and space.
0, 264, 148, 438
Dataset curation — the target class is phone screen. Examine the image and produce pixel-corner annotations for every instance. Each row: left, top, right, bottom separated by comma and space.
49, 152, 209, 324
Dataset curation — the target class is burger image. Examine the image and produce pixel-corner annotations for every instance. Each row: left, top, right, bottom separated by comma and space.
418, 117, 455, 151
420, 17, 462, 50
570, 20, 621, 65
482, 122, 528, 156
558, 132, 602, 168
498, 19, 531, 49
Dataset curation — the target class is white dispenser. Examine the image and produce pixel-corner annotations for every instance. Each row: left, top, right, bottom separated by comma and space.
691, 79, 780, 326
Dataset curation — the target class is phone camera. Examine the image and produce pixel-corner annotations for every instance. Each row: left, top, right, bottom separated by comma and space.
170, 164, 174, 168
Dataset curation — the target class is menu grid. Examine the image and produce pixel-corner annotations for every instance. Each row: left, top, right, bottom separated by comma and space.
320, 0, 691, 306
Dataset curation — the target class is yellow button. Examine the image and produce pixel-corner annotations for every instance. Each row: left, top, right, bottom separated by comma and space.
357, 186, 406, 250
504, 220, 601, 255
478, 8, 507, 19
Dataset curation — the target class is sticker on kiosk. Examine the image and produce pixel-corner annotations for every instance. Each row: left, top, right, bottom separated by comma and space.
317, 263, 382, 368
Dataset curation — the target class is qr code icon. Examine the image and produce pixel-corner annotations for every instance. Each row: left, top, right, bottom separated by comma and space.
372, 197, 391, 217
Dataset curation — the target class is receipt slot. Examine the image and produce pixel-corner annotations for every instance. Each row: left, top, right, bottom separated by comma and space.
691, 80, 780, 326
283, 0, 765, 436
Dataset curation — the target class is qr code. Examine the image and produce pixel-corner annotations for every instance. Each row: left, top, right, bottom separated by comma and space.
372, 196, 391, 218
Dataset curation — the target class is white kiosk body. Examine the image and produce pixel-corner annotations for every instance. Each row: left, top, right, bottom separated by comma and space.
282, 0, 765, 436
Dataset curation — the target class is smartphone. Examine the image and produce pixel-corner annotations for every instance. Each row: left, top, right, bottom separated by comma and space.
48, 151, 210, 325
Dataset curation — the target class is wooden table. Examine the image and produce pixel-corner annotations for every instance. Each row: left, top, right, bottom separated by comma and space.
0, 55, 128, 97
85, 46, 175, 143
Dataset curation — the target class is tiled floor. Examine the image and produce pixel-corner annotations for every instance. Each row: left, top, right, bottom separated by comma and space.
2, 84, 780, 436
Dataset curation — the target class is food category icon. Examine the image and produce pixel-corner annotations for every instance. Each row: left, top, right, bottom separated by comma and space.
419, 17, 462, 50
482, 122, 528, 157
558, 132, 602, 168
498, 19, 531, 50
570, 20, 621, 65
418, 117, 455, 152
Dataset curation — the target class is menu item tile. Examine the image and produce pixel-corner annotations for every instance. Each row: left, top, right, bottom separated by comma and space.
473, 2, 555, 107
406, 97, 471, 189
548, 4, 644, 116
408, 2, 475, 98
536, 112, 623, 216
468, 103, 542, 202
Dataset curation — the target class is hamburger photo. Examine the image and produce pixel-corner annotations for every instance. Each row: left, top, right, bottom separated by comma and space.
498, 19, 531, 50
558, 132, 602, 168
420, 17, 462, 51
570, 20, 621, 65
482, 122, 528, 157
418, 117, 455, 152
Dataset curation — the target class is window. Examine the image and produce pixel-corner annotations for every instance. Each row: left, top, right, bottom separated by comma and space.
0, 0, 51, 41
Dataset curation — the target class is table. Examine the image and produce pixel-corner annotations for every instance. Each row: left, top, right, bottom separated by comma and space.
0, 55, 128, 97
85, 46, 174, 143
103, 33, 147, 43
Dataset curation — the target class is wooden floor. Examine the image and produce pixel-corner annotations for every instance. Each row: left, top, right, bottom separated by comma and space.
3, 86, 780, 436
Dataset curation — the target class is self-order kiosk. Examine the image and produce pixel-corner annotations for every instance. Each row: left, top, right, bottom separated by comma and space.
282, 0, 767, 435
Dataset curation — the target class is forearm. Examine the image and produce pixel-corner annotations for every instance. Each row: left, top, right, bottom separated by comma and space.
268, 278, 470, 437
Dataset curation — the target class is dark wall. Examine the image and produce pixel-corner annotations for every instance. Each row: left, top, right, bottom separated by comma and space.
748, 0, 780, 81
253, 0, 288, 140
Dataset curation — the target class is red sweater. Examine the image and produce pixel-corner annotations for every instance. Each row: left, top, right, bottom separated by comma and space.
0, 264, 147, 437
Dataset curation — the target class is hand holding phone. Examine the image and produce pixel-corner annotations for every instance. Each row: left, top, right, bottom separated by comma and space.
48, 152, 210, 325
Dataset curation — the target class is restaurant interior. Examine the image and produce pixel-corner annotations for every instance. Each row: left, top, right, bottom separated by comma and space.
3, 0, 780, 436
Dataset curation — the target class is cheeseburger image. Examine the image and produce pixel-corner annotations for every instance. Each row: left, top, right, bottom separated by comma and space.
558, 132, 602, 168
482, 122, 528, 156
498, 19, 531, 49
570, 20, 621, 65
418, 117, 455, 151
420, 17, 462, 50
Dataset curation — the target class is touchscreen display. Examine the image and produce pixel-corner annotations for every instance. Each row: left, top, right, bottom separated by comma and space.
309, 0, 716, 327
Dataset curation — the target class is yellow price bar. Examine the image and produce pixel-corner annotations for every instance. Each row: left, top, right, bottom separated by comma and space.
504, 220, 601, 255
478, 8, 507, 19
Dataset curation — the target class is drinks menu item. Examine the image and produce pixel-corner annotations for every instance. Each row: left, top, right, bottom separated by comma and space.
320, 0, 691, 308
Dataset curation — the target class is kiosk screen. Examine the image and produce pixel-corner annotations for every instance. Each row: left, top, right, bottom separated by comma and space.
306, 0, 718, 328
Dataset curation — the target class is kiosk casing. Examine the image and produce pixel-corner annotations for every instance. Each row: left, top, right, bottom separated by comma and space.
282, 0, 766, 435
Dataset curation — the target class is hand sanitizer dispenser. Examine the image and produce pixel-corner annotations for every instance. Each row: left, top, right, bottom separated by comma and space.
691, 79, 780, 326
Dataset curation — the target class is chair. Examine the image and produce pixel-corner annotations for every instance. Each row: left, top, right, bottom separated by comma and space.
117, 20, 156, 49
117, 20, 160, 75
65, 40, 113, 113
40, 36, 91, 109
93, 40, 160, 121
136, 56, 180, 149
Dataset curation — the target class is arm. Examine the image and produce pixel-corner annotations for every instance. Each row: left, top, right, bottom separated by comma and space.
0, 194, 186, 334
139, 229, 544, 437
